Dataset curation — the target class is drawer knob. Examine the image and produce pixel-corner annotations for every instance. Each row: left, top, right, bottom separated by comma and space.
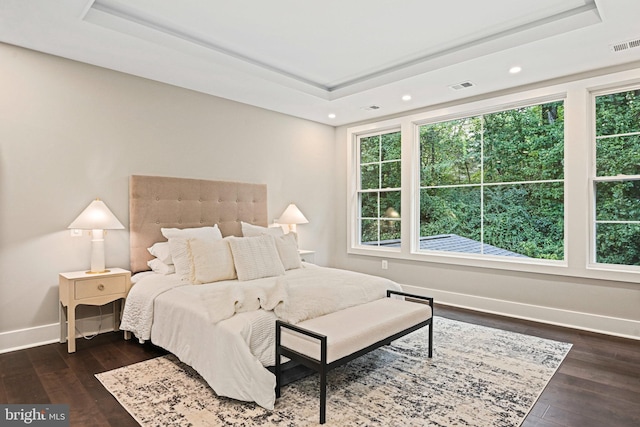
98, 284, 105, 291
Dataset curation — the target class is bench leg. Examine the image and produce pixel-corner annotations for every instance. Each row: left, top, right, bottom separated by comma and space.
275, 322, 282, 398
319, 334, 328, 424
320, 368, 326, 424
428, 318, 433, 358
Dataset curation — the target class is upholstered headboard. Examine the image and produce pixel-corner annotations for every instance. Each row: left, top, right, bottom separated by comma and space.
129, 175, 268, 273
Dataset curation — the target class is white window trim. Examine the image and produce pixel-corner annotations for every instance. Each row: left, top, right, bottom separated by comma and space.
349, 124, 403, 252
347, 67, 640, 284
414, 101, 565, 259
588, 83, 640, 274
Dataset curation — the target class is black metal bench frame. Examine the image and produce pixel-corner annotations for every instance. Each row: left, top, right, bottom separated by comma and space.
275, 290, 433, 424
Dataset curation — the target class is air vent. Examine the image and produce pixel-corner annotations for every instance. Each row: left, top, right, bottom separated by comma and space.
610, 37, 640, 53
449, 81, 475, 90
362, 105, 381, 111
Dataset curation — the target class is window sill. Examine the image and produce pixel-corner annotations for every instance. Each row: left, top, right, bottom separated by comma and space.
347, 246, 640, 285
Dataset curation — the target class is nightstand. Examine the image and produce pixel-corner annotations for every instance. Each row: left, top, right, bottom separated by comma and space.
59, 268, 131, 353
299, 249, 315, 264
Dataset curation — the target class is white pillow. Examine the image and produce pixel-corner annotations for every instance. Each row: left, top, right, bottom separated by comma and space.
228, 235, 285, 281
241, 221, 284, 237
161, 225, 223, 240
168, 238, 194, 283
147, 242, 173, 265
190, 237, 237, 284
275, 232, 302, 270
147, 258, 176, 275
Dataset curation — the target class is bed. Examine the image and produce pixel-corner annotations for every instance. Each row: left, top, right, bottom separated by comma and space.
120, 175, 403, 409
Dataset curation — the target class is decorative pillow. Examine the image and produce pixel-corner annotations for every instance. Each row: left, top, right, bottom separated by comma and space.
161, 225, 223, 241
147, 242, 173, 265
147, 258, 176, 275
241, 221, 284, 237
228, 235, 285, 281
275, 232, 302, 270
168, 238, 194, 283
190, 237, 237, 284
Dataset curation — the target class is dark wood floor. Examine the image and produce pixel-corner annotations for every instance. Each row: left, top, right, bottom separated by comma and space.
1, 305, 638, 426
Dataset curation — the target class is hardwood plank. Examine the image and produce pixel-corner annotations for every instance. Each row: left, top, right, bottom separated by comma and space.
0, 373, 7, 402
538, 375, 640, 424
2, 370, 49, 404
0, 350, 33, 378
521, 413, 566, 427
27, 343, 69, 376
40, 368, 112, 426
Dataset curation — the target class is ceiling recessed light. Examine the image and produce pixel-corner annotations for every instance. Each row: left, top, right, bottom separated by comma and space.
328, 113, 336, 119
402, 94, 412, 101
509, 66, 522, 74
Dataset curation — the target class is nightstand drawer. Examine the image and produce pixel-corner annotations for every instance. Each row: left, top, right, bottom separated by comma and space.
74, 275, 127, 299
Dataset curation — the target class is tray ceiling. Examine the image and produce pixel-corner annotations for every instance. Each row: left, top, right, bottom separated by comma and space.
2, 0, 640, 125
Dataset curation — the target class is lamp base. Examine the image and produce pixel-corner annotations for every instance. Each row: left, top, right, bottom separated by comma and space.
85, 269, 111, 274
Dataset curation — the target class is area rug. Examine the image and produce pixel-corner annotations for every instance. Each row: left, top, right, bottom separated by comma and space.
96, 316, 572, 426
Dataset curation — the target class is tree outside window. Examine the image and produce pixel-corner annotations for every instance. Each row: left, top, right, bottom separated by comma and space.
594, 88, 640, 266
419, 101, 565, 259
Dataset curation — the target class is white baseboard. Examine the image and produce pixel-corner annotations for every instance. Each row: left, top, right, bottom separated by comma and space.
0, 313, 119, 354
402, 284, 640, 340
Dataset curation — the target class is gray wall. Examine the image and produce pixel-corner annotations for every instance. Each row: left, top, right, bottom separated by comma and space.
0, 43, 336, 350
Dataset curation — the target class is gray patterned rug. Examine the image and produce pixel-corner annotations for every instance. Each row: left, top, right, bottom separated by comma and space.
96, 316, 571, 426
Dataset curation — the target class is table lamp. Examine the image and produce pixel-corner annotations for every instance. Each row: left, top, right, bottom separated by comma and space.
68, 199, 125, 273
277, 203, 308, 233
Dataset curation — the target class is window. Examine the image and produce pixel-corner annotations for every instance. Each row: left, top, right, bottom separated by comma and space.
348, 71, 640, 282
418, 101, 565, 260
357, 130, 401, 246
593, 88, 640, 266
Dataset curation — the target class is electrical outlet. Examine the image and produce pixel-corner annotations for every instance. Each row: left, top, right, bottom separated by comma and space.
70, 229, 83, 237
381, 260, 388, 269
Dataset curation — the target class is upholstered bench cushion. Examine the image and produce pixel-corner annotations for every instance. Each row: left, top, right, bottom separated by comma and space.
280, 298, 432, 364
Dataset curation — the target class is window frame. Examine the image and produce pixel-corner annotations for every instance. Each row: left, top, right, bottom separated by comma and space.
346, 68, 640, 284
588, 83, 640, 273
349, 125, 403, 253
415, 99, 566, 261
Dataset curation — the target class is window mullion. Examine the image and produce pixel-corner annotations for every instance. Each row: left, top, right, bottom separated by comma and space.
480, 115, 485, 254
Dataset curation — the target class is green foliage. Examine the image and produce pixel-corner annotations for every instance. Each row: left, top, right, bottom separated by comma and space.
420, 187, 481, 241
595, 89, 640, 136
596, 136, 640, 176
483, 184, 563, 259
483, 103, 564, 182
596, 224, 640, 265
359, 89, 640, 266
359, 131, 402, 244
420, 117, 482, 186
594, 89, 640, 266
418, 101, 565, 259
595, 181, 640, 221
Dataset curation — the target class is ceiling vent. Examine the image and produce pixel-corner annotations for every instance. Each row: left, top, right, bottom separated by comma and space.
362, 105, 381, 111
610, 38, 640, 53
449, 81, 475, 90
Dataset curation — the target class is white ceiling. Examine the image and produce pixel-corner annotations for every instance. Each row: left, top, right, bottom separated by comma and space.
2, 0, 640, 125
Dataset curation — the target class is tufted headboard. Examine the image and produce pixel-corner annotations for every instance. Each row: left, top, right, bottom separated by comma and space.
129, 175, 268, 273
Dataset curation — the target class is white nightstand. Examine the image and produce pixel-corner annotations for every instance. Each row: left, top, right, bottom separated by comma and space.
59, 268, 131, 353
299, 249, 315, 264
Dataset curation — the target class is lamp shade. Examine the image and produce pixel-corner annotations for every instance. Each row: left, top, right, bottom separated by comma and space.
68, 199, 124, 230
278, 203, 308, 225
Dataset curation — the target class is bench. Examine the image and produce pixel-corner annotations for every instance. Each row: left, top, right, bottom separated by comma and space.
275, 290, 433, 424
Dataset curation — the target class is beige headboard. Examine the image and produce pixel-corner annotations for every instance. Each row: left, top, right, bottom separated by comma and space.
129, 175, 268, 273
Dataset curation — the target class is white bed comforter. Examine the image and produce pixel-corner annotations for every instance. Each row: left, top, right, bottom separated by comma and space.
120, 264, 401, 409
